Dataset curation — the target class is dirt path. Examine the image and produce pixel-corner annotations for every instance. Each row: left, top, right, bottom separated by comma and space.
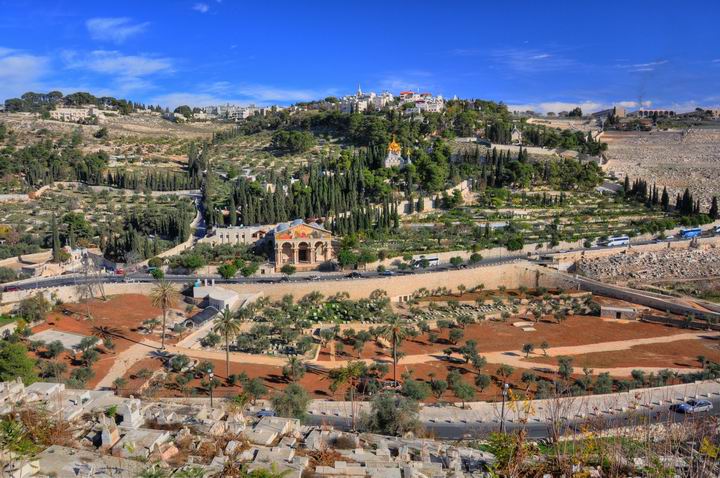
94, 340, 158, 390
162, 330, 719, 376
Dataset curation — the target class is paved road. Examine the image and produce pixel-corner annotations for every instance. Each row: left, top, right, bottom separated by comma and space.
305, 396, 720, 440
6, 227, 710, 293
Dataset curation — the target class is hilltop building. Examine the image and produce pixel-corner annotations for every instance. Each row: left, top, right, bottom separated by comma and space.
339, 86, 393, 113
399, 91, 445, 114
629, 109, 675, 118
49, 105, 104, 122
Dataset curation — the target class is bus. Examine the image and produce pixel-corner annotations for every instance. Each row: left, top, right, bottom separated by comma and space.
602, 235, 630, 247
412, 256, 440, 269
679, 227, 702, 239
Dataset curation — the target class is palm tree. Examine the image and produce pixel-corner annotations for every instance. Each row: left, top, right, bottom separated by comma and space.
150, 280, 179, 349
213, 306, 243, 379
329, 361, 366, 430
379, 316, 413, 385
282, 356, 306, 382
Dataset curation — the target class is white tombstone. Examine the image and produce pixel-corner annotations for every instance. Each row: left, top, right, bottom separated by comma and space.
118, 398, 144, 428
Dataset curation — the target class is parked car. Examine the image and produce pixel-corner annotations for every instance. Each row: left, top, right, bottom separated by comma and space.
670, 399, 713, 414
346, 272, 362, 278
379, 270, 396, 276
256, 409, 276, 417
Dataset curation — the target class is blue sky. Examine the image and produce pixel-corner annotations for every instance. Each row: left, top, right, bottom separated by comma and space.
1, 0, 719, 112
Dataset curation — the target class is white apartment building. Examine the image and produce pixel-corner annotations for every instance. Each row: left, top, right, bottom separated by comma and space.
203, 104, 282, 121
339, 86, 394, 113
49, 105, 103, 122
400, 91, 445, 114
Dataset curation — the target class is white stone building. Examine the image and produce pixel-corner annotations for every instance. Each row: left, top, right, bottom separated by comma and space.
339, 86, 393, 113
49, 105, 103, 122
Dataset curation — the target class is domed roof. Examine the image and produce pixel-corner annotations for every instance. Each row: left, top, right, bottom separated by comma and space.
388, 137, 401, 154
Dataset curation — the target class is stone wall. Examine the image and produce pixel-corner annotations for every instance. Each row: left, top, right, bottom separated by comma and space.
0, 282, 172, 313
219, 260, 542, 301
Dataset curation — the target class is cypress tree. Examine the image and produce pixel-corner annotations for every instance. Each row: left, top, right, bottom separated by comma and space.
661, 187, 669, 211
51, 213, 61, 262
710, 196, 719, 220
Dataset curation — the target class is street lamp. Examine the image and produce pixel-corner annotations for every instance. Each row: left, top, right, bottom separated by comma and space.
208, 369, 214, 408
500, 382, 510, 433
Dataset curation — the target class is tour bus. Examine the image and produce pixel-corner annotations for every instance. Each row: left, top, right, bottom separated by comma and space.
602, 235, 630, 247
679, 227, 702, 239
412, 256, 440, 269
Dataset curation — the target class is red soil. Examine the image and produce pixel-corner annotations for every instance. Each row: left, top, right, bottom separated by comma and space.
318, 315, 686, 362
31, 294, 193, 388
525, 338, 720, 370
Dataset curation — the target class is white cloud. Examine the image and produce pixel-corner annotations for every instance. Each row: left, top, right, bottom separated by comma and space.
64, 50, 172, 76
193, 3, 209, 13
617, 100, 653, 108
236, 84, 328, 103
616, 59, 669, 72
507, 99, 661, 114
150, 92, 231, 109
377, 77, 423, 92
151, 83, 339, 108
0, 50, 49, 100
507, 101, 607, 114
490, 48, 575, 73
630, 60, 668, 68
86, 17, 149, 44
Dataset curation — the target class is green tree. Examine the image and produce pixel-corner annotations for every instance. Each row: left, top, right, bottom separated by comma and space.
218, 263, 238, 279
329, 361, 366, 430
45, 340, 65, 359
280, 264, 296, 276
271, 383, 310, 420
150, 280, 179, 349
594, 372, 613, 394
379, 317, 413, 384
430, 377, 448, 399
282, 356, 306, 382
0, 342, 37, 384
522, 343, 535, 358
557, 356, 574, 381
448, 328, 464, 345
452, 380, 475, 408
212, 306, 243, 379
244, 378, 267, 405
401, 379, 431, 401
50, 213, 61, 263
18, 293, 51, 324
475, 373, 491, 392
361, 392, 421, 436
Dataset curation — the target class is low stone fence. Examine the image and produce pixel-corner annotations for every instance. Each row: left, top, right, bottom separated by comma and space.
0, 282, 179, 312
641, 314, 720, 331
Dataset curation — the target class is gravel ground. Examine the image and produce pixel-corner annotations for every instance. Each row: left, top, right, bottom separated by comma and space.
604, 128, 720, 209
577, 246, 720, 283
